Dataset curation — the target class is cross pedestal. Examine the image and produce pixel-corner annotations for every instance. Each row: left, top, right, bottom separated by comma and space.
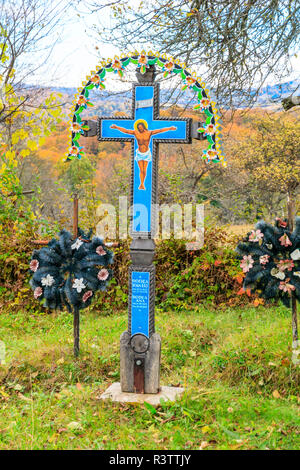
84, 66, 199, 397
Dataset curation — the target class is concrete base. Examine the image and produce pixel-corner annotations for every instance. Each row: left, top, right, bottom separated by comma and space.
99, 382, 184, 406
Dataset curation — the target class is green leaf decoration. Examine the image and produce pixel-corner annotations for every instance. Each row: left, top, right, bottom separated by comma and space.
72, 133, 80, 142
75, 106, 85, 115
204, 108, 213, 118
66, 53, 224, 168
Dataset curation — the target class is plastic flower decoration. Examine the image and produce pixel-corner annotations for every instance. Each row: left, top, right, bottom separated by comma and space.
162, 60, 175, 77
29, 229, 113, 311
248, 229, 264, 243
240, 255, 254, 273
198, 122, 216, 137
202, 149, 219, 163
181, 75, 196, 91
236, 218, 300, 307
68, 145, 84, 160
137, 53, 149, 74
70, 121, 89, 135
193, 98, 211, 111
112, 57, 125, 77
77, 94, 93, 109
65, 51, 226, 168
91, 73, 105, 89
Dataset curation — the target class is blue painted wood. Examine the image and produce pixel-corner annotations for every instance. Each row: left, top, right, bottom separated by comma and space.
131, 271, 150, 337
100, 85, 188, 233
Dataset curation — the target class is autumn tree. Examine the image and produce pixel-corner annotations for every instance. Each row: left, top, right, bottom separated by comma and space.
230, 114, 300, 222
0, 1, 71, 238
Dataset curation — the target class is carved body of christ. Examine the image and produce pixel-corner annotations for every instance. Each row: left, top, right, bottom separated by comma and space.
98, 83, 191, 236
110, 122, 177, 190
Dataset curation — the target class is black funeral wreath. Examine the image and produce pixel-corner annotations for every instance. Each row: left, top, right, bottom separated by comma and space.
29, 229, 113, 311
236, 218, 300, 307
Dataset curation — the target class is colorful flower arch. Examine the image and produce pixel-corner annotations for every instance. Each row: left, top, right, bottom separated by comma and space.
65, 51, 226, 167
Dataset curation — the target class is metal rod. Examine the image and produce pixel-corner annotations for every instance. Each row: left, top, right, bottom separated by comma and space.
73, 193, 79, 239
73, 306, 80, 357
134, 358, 145, 393
287, 193, 298, 353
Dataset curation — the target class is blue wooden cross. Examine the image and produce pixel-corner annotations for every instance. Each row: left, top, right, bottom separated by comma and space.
98, 83, 191, 236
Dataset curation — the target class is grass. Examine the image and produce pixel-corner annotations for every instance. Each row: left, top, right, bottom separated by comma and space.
0, 305, 299, 450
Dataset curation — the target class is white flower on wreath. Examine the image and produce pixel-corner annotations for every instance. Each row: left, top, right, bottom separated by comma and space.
270, 268, 285, 280
291, 249, 300, 260
41, 274, 55, 287
71, 239, 83, 250
73, 278, 86, 293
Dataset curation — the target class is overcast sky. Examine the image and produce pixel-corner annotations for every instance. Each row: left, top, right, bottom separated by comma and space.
33, 2, 300, 91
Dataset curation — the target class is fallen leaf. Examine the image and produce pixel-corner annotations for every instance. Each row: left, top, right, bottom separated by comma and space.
272, 390, 281, 399
58, 428, 68, 433
201, 425, 212, 434
67, 421, 82, 430
17, 393, 32, 402
199, 441, 209, 450
56, 357, 64, 365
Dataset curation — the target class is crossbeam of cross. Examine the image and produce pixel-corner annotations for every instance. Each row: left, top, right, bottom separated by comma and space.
83, 80, 205, 238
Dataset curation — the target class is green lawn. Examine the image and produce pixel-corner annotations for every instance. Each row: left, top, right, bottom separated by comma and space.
0, 305, 299, 450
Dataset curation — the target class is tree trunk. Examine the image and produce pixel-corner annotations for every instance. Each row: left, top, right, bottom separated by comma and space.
282, 95, 300, 111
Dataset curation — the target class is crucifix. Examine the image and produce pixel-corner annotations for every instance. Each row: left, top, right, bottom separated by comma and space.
83, 65, 203, 394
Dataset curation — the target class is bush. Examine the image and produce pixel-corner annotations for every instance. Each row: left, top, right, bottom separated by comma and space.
94, 226, 251, 313
0, 216, 252, 314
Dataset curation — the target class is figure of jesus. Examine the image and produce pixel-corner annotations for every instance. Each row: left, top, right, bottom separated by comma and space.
110, 120, 177, 190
